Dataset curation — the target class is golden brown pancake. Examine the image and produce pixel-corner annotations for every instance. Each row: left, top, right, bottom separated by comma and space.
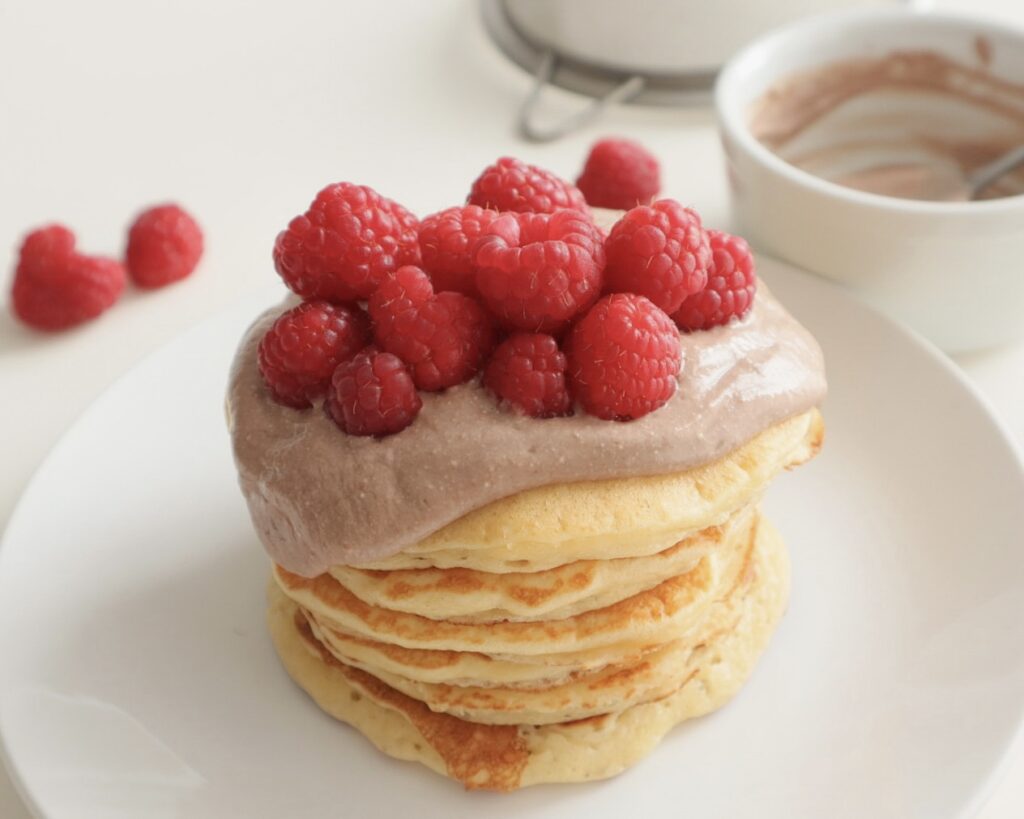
301, 527, 756, 725
273, 503, 755, 659
263, 410, 822, 789
325, 518, 724, 624
267, 516, 791, 791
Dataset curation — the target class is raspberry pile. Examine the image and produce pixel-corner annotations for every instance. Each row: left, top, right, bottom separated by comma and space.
258, 143, 757, 437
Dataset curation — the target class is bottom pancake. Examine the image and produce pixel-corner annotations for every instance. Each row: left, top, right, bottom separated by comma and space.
266, 517, 790, 792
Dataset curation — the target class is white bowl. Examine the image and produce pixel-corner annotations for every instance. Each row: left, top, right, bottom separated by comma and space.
715, 8, 1024, 352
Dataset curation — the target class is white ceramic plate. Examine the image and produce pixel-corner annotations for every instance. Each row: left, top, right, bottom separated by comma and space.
2, 258, 1023, 819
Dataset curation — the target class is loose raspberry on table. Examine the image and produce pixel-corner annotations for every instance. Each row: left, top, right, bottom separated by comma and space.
17, 223, 76, 270
11, 224, 125, 331
603, 199, 711, 315
467, 157, 587, 214
273, 182, 420, 302
326, 345, 422, 437
125, 204, 203, 288
258, 300, 371, 408
369, 265, 495, 391
576, 138, 661, 209
566, 293, 682, 421
483, 333, 571, 418
672, 229, 757, 331
473, 209, 604, 333
417, 205, 499, 296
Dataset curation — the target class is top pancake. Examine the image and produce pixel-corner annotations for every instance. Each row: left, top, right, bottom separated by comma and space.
352, 408, 822, 573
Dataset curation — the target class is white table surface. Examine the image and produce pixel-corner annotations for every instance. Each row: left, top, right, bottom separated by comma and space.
1, 1, 1022, 815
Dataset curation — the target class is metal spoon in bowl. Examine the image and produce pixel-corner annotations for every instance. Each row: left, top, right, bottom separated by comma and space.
812, 146, 1024, 202
965, 144, 1024, 200
893, 145, 1024, 201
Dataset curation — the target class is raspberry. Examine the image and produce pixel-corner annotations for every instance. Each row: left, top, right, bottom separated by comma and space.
273, 182, 420, 302
576, 138, 661, 209
326, 346, 422, 437
603, 199, 711, 315
566, 293, 682, 421
369, 265, 495, 391
417, 205, 499, 296
11, 224, 125, 331
473, 210, 604, 333
17, 223, 76, 269
467, 157, 587, 214
672, 230, 757, 331
125, 204, 203, 288
258, 301, 370, 408
484, 333, 571, 418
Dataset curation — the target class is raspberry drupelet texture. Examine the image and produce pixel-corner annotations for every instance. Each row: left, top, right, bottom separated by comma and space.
369, 265, 495, 392
467, 157, 588, 214
603, 199, 711, 315
672, 229, 757, 331
566, 293, 682, 421
125, 204, 204, 288
483, 333, 571, 418
18, 223, 76, 267
576, 138, 661, 209
417, 205, 499, 296
258, 301, 371, 408
11, 224, 125, 331
326, 345, 422, 437
273, 182, 420, 302
473, 210, 605, 334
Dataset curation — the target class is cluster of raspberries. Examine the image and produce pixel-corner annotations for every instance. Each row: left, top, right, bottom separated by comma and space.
259, 143, 757, 437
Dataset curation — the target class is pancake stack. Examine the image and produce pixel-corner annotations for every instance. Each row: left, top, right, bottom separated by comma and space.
266, 407, 823, 791
234, 182, 827, 791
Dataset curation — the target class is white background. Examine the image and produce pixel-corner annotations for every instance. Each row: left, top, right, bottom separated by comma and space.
1, 1, 1022, 815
